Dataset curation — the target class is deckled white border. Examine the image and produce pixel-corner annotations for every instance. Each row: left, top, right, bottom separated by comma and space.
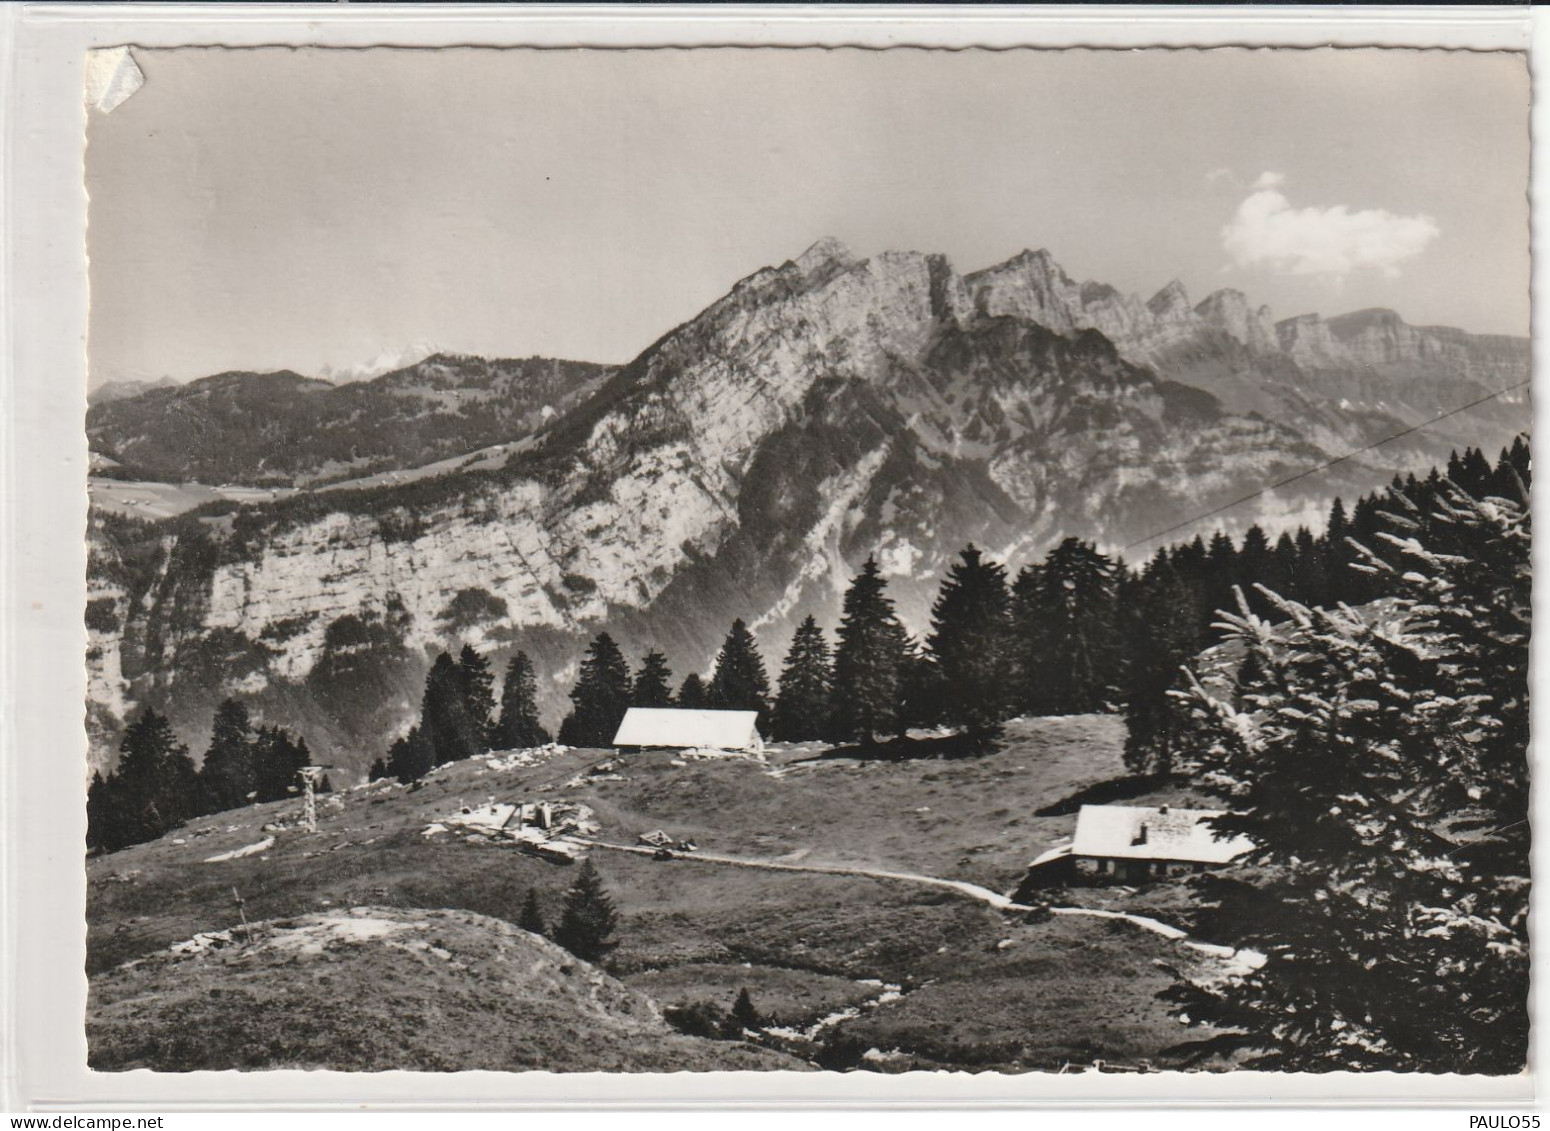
0, 3, 1539, 1111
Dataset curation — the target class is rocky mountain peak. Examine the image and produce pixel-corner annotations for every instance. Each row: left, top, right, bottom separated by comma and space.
1195, 288, 1279, 353
795, 236, 859, 273
1146, 279, 1192, 320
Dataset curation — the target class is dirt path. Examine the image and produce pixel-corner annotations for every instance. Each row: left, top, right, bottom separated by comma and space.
579, 839, 1027, 910
578, 839, 1262, 970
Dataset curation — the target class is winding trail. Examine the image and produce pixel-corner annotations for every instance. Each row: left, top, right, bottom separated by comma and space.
577, 839, 1263, 970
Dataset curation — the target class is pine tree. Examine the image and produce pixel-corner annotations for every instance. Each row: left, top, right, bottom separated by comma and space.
367, 757, 389, 782
729, 987, 763, 1031
387, 725, 434, 785
108, 708, 202, 849
493, 651, 551, 749
553, 858, 619, 964
771, 616, 833, 742
1013, 538, 1123, 715
86, 770, 115, 852
676, 673, 709, 709
1292, 527, 1327, 608
723, 987, 764, 1037
707, 619, 771, 724
199, 699, 256, 813
252, 726, 309, 803
1164, 480, 1529, 1072
631, 650, 675, 708
458, 645, 497, 750
1121, 556, 1203, 776
518, 887, 548, 936
1236, 526, 1274, 617
830, 556, 910, 744
926, 545, 1013, 745
556, 633, 633, 748
421, 651, 482, 765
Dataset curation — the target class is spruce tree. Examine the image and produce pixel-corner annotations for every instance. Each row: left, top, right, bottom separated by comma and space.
518, 886, 548, 936
494, 651, 551, 749
1121, 556, 1203, 776
707, 619, 771, 724
830, 556, 910, 744
1013, 538, 1123, 715
387, 725, 434, 785
1164, 480, 1529, 1072
926, 545, 1013, 745
458, 644, 497, 750
1236, 526, 1274, 617
367, 757, 389, 782
723, 987, 764, 1037
631, 650, 675, 708
86, 770, 116, 852
676, 673, 709, 709
771, 616, 833, 742
553, 858, 619, 964
556, 633, 633, 748
421, 651, 482, 765
199, 699, 256, 813
110, 708, 201, 848
252, 726, 309, 803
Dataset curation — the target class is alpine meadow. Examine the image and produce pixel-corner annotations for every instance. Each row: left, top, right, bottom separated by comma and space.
79, 44, 1531, 1078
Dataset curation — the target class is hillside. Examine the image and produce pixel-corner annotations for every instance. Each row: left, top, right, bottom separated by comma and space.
86, 354, 613, 488
89, 905, 804, 1072
88, 716, 1240, 1072
82, 239, 1528, 772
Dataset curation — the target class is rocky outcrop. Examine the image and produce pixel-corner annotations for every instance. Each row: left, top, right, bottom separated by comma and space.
85, 239, 1528, 773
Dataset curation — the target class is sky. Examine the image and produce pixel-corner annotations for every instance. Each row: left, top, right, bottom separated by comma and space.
86, 46, 1530, 388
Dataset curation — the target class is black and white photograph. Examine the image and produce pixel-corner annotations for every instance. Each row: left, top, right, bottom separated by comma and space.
75, 41, 1530, 1079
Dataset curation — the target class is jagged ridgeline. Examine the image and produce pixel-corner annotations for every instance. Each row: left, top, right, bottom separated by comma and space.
85, 239, 1529, 774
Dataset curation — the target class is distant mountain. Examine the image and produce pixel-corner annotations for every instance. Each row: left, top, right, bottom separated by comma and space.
86, 354, 614, 487
88, 376, 179, 406
84, 239, 1528, 772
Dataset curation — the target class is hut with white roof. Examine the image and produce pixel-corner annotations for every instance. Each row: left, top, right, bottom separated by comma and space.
611, 707, 764, 755
1025, 803, 1254, 886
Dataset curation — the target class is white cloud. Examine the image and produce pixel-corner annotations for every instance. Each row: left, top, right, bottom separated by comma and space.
1222, 174, 1439, 279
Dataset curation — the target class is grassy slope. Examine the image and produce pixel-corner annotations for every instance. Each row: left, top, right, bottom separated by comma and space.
88, 715, 1232, 1071
89, 906, 804, 1072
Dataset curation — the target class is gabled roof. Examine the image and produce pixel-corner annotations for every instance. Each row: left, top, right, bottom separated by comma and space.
612, 707, 762, 751
1070, 804, 1254, 865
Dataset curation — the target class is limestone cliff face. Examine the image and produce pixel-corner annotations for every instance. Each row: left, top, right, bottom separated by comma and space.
85, 239, 1528, 773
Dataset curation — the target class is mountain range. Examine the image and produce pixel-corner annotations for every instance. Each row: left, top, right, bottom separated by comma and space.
84, 238, 1529, 773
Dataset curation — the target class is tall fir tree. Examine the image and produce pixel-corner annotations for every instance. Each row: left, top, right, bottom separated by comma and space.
771, 616, 833, 742
421, 651, 482, 765
518, 886, 548, 936
926, 545, 1013, 744
106, 708, 202, 850
252, 725, 309, 803
493, 651, 552, 749
676, 672, 709, 709
553, 858, 619, 964
387, 724, 434, 785
1013, 538, 1124, 715
830, 556, 910, 744
1236, 526, 1274, 617
707, 619, 771, 724
458, 645, 497, 750
1164, 480, 1529, 1072
1121, 554, 1204, 776
199, 698, 256, 813
557, 632, 633, 748
631, 651, 675, 708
